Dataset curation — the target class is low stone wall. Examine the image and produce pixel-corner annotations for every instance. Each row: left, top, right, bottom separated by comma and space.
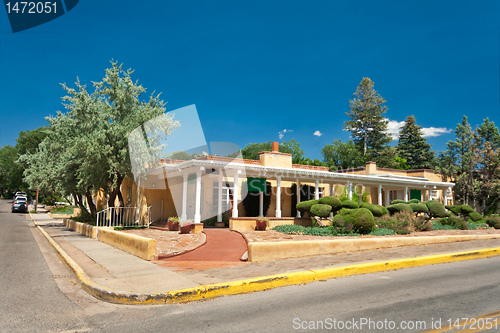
247, 234, 500, 262
230, 217, 312, 232
63, 219, 97, 239
96, 228, 157, 261
63, 218, 157, 261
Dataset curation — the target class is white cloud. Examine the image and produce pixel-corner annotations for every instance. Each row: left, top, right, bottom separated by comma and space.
278, 129, 293, 139
421, 127, 452, 137
313, 130, 323, 137
386, 120, 405, 140
385, 118, 452, 140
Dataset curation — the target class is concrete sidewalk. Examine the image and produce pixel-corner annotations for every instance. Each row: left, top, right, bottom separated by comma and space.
31, 212, 500, 304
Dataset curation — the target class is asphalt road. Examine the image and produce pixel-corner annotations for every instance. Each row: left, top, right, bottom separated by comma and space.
2, 198, 500, 332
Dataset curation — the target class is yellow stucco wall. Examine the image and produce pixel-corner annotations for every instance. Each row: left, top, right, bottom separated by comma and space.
258, 152, 292, 168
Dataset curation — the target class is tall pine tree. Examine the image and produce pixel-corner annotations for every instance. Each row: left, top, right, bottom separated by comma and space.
396, 115, 435, 169
344, 77, 392, 160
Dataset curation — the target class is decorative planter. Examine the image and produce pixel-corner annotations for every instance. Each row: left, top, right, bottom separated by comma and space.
168, 221, 179, 231
180, 224, 191, 234
255, 220, 267, 231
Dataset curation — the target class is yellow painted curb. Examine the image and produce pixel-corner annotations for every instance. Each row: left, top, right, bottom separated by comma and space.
33, 220, 500, 305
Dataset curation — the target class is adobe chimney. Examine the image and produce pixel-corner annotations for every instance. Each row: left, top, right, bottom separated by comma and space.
272, 141, 279, 152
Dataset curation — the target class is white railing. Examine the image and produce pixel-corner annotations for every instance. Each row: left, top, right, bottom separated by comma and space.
96, 201, 163, 236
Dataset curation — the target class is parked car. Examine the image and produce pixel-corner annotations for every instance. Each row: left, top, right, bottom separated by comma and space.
12, 197, 28, 213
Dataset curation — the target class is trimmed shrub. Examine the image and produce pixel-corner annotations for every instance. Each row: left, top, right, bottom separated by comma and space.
485, 214, 500, 229
341, 200, 359, 209
353, 208, 375, 234
424, 201, 450, 218
296, 200, 319, 213
407, 198, 420, 204
460, 204, 475, 215
380, 206, 389, 216
318, 196, 342, 212
445, 205, 462, 216
360, 202, 387, 217
468, 212, 483, 222
310, 204, 332, 218
387, 203, 413, 215
391, 199, 407, 204
409, 203, 429, 214
331, 209, 356, 233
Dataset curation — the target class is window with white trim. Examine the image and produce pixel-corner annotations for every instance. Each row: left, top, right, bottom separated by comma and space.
431, 190, 439, 200
212, 181, 233, 214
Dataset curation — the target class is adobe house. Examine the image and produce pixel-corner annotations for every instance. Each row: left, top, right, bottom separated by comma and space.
118, 142, 454, 230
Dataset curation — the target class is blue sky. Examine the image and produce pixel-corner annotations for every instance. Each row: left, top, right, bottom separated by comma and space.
0, 0, 499, 160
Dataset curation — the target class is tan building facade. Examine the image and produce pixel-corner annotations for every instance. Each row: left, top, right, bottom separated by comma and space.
118, 142, 455, 223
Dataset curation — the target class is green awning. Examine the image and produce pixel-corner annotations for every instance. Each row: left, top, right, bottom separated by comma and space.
247, 177, 266, 192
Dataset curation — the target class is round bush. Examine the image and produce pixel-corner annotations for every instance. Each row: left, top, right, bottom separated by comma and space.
468, 212, 483, 222
318, 196, 342, 212
332, 208, 356, 226
380, 206, 389, 216
360, 202, 386, 217
409, 203, 429, 214
353, 208, 375, 234
460, 204, 475, 215
391, 199, 407, 205
424, 201, 450, 218
341, 200, 359, 209
387, 203, 413, 215
407, 198, 420, 204
310, 204, 332, 218
445, 205, 462, 216
296, 200, 319, 213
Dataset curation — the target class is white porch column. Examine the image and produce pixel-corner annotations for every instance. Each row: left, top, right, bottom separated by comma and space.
232, 172, 239, 218
385, 189, 390, 207
296, 179, 301, 218
217, 174, 222, 222
447, 186, 452, 205
259, 192, 264, 217
315, 179, 319, 200
348, 182, 352, 200
378, 185, 383, 206
276, 176, 282, 218
181, 174, 188, 220
404, 186, 408, 202
194, 171, 202, 223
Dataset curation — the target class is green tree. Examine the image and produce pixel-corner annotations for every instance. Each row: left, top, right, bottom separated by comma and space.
241, 139, 305, 164
0, 145, 23, 194
21, 61, 179, 217
321, 139, 365, 170
344, 77, 392, 159
396, 115, 435, 169
375, 146, 409, 170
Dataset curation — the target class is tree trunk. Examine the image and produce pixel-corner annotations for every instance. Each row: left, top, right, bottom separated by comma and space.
73, 191, 88, 214
108, 173, 124, 208
86, 189, 96, 215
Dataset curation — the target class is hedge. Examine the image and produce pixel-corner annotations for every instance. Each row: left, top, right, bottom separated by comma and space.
387, 203, 413, 215
468, 212, 483, 222
360, 202, 388, 217
445, 205, 462, 216
391, 199, 407, 205
318, 196, 342, 212
310, 204, 332, 218
424, 200, 450, 218
353, 208, 375, 234
409, 203, 429, 214
296, 200, 319, 213
460, 204, 475, 215
341, 200, 359, 209
407, 198, 420, 204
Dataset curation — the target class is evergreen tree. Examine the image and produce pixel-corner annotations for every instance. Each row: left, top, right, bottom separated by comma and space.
396, 115, 435, 169
344, 77, 392, 159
